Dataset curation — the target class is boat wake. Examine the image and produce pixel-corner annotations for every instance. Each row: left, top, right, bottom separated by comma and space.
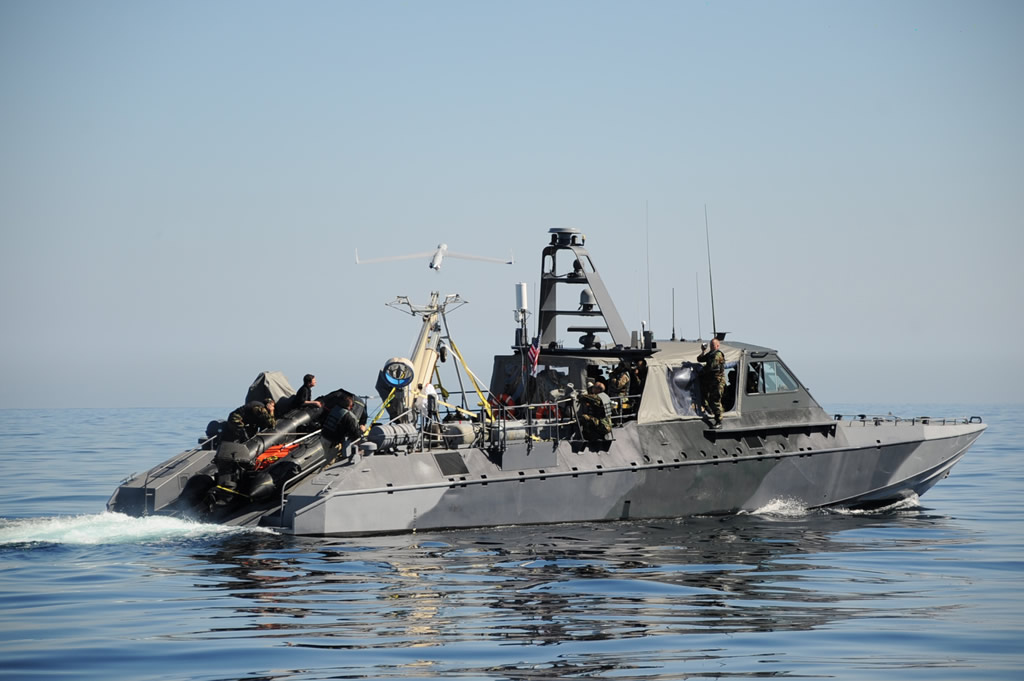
829, 493, 923, 515
0, 512, 274, 546
744, 494, 923, 519
747, 498, 813, 518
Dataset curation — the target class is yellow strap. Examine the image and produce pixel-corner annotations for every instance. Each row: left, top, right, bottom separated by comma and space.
370, 387, 397, 426
215, 485, 250, 499
447, 338, 493, 421
436, 399, 479, 420
432, 365, 451, 400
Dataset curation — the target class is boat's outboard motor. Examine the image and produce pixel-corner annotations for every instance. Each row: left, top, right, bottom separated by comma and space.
245, 471, 278, 502
202, 420, 224, 449
173, 464, 218, 511
214, 441, 251, 465
213, 441, 253, 488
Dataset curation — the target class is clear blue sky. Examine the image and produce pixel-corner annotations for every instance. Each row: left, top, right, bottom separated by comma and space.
1, 1, 1021, 409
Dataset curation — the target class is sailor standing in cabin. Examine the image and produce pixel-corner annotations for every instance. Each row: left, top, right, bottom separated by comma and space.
697, 338, 726, 429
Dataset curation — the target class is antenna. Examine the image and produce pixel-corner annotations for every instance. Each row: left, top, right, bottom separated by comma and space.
705, 204, 717, 338
645, 200, 651, 330
695, 271, 702, 340
671, 287, 677, 341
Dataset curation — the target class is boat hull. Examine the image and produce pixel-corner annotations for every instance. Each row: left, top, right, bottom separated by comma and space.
109, 231, 988, 536
282, 419, 985, 536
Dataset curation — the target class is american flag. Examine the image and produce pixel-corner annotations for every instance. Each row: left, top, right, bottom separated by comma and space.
527, 336, 540, 376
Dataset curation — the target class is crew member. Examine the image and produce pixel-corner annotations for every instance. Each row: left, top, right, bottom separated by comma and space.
578, 382, 613, 441
633, 358, 648, 393
296, 374, 322, 408
697, 338, 726, 428
607, 360, 631, 398
222, 398, 277, 443
323, 395, 366, 462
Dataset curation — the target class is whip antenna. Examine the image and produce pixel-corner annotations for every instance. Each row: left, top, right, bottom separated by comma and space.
705, 204, 717, 338
645, 200, 651, 328
671, 287, 677, 341
695, 271, 702, 340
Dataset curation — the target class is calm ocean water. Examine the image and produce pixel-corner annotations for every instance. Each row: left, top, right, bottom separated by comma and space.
0, 403, 1021, 681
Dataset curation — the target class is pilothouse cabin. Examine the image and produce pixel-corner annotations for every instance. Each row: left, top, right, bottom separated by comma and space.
490, 227, 831, 437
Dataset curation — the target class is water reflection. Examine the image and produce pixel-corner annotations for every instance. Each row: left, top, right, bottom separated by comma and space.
166, 509, 971, 679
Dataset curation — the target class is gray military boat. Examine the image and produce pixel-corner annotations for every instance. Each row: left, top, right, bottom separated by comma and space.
276, 228, 986, 535
110, 228, 986, 536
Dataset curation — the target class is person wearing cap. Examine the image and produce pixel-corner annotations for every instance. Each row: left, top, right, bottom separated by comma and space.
222, 398, 277, 443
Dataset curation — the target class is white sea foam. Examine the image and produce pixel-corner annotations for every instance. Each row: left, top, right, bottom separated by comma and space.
746, 497, 812, 518
740, 493, 924, 520
0, 512, 274, 545
828, 493, 922, 516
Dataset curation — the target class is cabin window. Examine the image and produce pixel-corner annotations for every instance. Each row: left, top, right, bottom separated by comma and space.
746, 360, 798, 395
722, 363, 739, 412
667, 364, 701, 416
667, 361, 738, 416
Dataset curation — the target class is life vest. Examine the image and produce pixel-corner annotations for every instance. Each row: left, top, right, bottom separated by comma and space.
252, 443, 299, 471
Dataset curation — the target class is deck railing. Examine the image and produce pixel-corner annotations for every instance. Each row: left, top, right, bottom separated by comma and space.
833, 414, 984, 426
363, 391, 642, 455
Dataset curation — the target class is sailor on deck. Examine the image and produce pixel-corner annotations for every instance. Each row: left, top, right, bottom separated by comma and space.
295, 374, 323, 409
323, 395, 366, 463
222, 399, 276, 443
607, 360, 631, 398
697, 338, 726, 428
579, 382, 613, 441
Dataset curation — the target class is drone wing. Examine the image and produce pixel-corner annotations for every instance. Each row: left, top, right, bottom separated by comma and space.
355, 249, 436, 265
445, 250, 514, 265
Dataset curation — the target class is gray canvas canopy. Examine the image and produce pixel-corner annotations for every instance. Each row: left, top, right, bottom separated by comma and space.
244, 371, 296, 405
638, 341, 746, 424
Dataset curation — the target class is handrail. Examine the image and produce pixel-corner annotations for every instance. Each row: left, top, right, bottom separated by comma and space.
278, 429, 322, 446
440, 391, 639, 451
279, 427, 374, 509
832, 413, 983, 426
355, 388, 642, 456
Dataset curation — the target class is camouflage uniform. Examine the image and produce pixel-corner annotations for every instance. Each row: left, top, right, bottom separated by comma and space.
223, 401, 276, 443
697, 346, 726, 425
607, 368, 631, 397
578, 391, 613, 440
